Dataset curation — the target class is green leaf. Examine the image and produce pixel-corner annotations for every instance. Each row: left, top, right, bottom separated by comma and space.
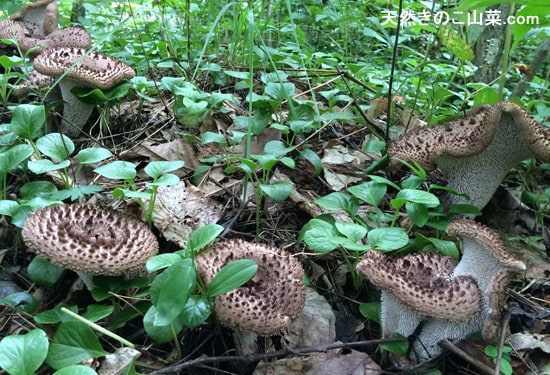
46, 321, 108, 370
406, 202, 429, 227
367, 227, 409, 251
201, 131, 227, 145
0, 144, 33, 173
149, 259, 196, 326
10, 104, 45, 140
53, 365, 98, 375
335, 221, 367, 242
348, 181, 387, 207
315, 192, 358, 216
301, 218, 342, 253
34, 305, 77, 324
76, 148, 113, 164
358, 302, 380, 324
144, 160, 185, 180
27, 159, 71, 174
259, 181, 293, 201
146, 173, 180, 187
298, 149, 322, 177
187, 223, 224, 253
36, 133, 75, 160
379, 333, 409, 356
146, 253, 182, 272
27, 256, 64, 287
391, 189, 440, 209
93, 161, 136, 180
264, 82, 295, 101
206, 259, 258, 297
143, 305, 183, 343
0, 328, 49, 375
82, 305, 113, 322
0, 292, 38, 313
179, 295, 211, 328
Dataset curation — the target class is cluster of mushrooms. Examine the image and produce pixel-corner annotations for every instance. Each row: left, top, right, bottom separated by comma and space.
356, 101, 550, 361
1, 0, 135, 136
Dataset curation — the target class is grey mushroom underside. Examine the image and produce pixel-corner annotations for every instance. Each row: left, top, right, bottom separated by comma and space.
57, 78, 94, 136
381, 291, 424, 338
438, 110, 536, 209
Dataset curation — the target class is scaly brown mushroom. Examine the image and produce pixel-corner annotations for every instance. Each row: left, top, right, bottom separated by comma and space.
356, 220, 526, 361
388, 102, 550, 209
22, 204, 158, 284
194, 239, 306, 335
9, 0, 58, 38
32, 47, 135, 136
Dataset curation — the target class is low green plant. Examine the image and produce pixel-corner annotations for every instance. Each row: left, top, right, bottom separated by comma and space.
485, 344, 513, 375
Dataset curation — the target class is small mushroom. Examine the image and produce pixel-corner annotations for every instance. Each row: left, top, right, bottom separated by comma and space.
32, 47, 135, 136
14, 70, 56, 97
194, 239, 306, 335
22, 204, 158, 283
388, 102, 550, 209
356, 220, 525, 361
9, 0, 58, 38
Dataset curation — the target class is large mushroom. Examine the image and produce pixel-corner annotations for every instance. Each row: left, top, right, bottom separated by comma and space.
356, 220, 525, 361
194, 239, 306, 336
9, 0, 58, 38
32, 47, 135, 136
388, 102, 550, 210
22, 204, 158, 287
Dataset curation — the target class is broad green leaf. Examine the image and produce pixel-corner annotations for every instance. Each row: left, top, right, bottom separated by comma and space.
93, 161, 136, 180
112, 188, 151, 199
359, 302, 380, 324
146, 253, 182, 272
19, 181, 58, 199
27, 159, 71, 174
179, 295, 211, 328
36, 133, 75, 160
0, 144, 33, 173
10, 104, 45, 140
259, 181, 293, 201
46, 321, 108, 370
0, 200, 19, 215
206, 259, 258, 297
392, 189, 440, 209
0, 328, 48, 375
76, 148, 113, 164
301, 218, 342, 253
315, 192, 358, 215
0, 292, 38, 313
348, 181, 387, 207
53, 365, 98, 375
143, 305, 183, 343
187, 223, 224, 253
146, 173, 180, 187
335, 221, 367, 242
406, 202, 429, 227
299, 149, 322, 177
144, 160, 185, 180
264, 81, 295, 101
34, 305, 77, 324
379, 333, 409, 356
149, 259, 195, 326
27, 256, 64, 287
367, 227, 409, 251
82, 305, 113, 322
201, 131, 227, 145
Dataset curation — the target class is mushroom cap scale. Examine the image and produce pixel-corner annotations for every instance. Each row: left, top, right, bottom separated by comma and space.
194, 239, 305, 335
33, 47, 136, 90
22, 204, 158, 276
356, 250, 481, 322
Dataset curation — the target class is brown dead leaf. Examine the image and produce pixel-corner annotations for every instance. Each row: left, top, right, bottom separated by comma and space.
120, 138, 198, 171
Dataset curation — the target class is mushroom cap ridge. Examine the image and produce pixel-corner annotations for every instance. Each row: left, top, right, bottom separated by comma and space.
22, 204, 158, 276
356, 250, 481, 322
33, 47, 135, 90
194, 239, 306, 335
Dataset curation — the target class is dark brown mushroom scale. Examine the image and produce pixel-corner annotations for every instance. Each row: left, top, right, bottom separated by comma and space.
22, 204, 158, 276
195, 239, 305, 335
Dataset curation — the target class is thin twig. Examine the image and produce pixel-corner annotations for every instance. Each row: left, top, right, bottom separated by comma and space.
438, 339, 495, 375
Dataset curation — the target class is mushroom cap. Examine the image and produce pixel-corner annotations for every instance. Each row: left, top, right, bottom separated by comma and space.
22, 204, 158, 276
41, 26, 92, 50
447, 220, 526, 271
194, 239, 305, 335
388, 102, 550, 209
33, 47, 135, 89
356, 250, 481, 322
0, 20, 26, 47
9, 0, 58, 37
14, 70, 56, 97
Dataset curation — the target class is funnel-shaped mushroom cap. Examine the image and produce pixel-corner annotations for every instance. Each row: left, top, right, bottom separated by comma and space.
9, 0, 58, 37
22, 204, 158, 276
388, 102, 550, 209
357, 251, 481, 322
195, 239, 305, 335
33, 47, 135, 89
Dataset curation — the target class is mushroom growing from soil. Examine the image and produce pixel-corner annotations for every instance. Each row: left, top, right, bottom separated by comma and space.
32, 47, 135, 136
388, 102, 550, 210
22, 204, 158, 288
9, 0, 58, 38
356, 220, 525, 361
194, 239, 306, 336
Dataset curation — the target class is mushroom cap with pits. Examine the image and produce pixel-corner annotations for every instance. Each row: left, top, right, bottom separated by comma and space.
194, 239, 305, 335
22, 204, 158, 276
32, 47, 135, 136
388, 102, 550, 209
